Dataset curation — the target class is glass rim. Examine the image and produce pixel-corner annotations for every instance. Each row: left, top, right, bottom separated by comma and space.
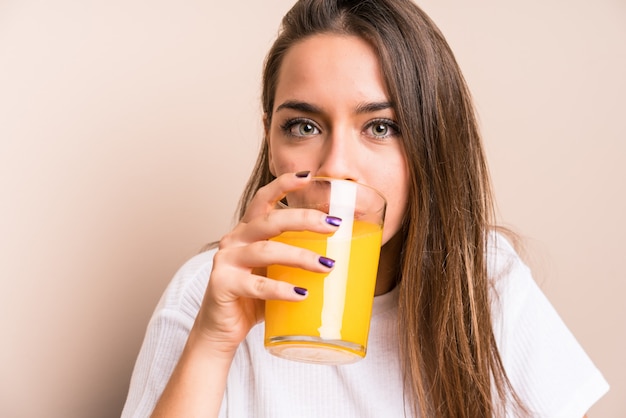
309, 176, 387, 206
276, 176, 387, 219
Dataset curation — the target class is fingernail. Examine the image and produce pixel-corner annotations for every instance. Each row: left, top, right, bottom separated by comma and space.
294, 287, 308, 296
318, 256, 335, 268
325, 216, 342, 227
295, 170, 310, 178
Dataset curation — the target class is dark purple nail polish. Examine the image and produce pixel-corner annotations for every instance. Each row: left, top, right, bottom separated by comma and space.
318, 256, 335, 268
325, 216, 342, 227
295, 170, 311, 178
294, 287, 308, 296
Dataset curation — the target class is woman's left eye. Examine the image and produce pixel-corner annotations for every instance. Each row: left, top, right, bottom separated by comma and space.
280, 118, 321, 137
365, 119, 400, 139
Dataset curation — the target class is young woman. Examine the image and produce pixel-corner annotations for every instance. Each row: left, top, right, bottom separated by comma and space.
122, 1, 608, 417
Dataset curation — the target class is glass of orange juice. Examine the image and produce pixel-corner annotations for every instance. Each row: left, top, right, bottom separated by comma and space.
264, 177, 386, 365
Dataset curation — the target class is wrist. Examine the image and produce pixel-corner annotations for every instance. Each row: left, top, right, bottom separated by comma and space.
185, 323, 240, 363
152, 326, 237, 417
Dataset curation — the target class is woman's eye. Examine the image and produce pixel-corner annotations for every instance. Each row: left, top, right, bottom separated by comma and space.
297, 122, 318, 136
281, 119, 321, 137
365, 119, 399, 139
372, 123, 389, 136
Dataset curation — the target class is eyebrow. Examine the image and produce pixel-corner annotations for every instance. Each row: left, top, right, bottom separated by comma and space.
275, 100, 321, 114
355, 101, 394, 114
274, 100, 395, 115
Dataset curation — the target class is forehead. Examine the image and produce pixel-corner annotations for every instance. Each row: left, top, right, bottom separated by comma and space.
273, 34, 390, 113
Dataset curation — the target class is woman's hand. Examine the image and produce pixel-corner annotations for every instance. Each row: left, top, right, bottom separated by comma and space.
192, 171, 340, 355
152, 172, 340, 417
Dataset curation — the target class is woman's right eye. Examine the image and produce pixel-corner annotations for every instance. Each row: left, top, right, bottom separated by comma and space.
281, 118, 321, 137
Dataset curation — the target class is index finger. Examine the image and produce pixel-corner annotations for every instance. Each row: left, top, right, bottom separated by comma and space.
241, 171, 311, 222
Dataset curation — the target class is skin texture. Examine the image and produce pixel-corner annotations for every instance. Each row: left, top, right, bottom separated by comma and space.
267, 34, 409, 295
152, 33, 408, 417
151, 32, 589, 418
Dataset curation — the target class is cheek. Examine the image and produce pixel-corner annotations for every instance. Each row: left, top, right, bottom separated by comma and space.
268, 137, 318, 176
382, 200, 406, 243
380, 183, 409, 244
382, 152, 409, 242
267, 128, 305, 176
269, 151, 300, 176
267, 137, 291, 176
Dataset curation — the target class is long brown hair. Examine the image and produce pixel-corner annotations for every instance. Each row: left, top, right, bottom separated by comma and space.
239, 0, 526, 416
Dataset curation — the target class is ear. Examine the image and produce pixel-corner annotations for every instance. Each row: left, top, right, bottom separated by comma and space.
264, 113, 276, 177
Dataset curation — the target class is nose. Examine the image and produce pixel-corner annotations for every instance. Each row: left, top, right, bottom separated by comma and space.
315, 128, 358, 181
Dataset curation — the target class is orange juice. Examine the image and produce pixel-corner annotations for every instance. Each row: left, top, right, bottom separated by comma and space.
265, 220, 382, 363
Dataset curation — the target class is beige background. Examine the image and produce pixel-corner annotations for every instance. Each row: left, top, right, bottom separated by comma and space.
0, 1, 623, 417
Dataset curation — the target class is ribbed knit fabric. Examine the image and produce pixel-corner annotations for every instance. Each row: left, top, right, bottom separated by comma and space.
121, 234, 609, 418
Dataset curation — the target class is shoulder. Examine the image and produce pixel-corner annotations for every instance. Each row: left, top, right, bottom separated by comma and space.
486, 230, 530, 283
155, 248, 217, 317
486, 231, 535, 313
121, 248, 218, 417
486, 232, 609, 416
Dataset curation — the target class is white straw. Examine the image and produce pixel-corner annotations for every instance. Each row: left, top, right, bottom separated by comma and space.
318, 180, 357, 340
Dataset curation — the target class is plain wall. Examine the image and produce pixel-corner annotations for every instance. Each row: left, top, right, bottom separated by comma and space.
0, 1, 623, 417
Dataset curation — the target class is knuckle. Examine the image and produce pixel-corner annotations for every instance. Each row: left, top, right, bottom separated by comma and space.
211, 248, 231, 272
297, 246, 315, 262
263, 209, 275, 224
218, 233, 234, 250
253, 183, 274, 203
219, 224, 245, 249
212, 247, 226, 263
252, 275, 270, 296
252, 239, 273, 256
264, 208, 283, 226
303, 208, 319, 224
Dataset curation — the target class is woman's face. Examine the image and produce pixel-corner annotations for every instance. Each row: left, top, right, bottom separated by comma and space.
267, 34, 409, 245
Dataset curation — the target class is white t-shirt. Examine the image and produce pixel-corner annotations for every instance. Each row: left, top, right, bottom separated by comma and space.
121, 234, 609, 417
